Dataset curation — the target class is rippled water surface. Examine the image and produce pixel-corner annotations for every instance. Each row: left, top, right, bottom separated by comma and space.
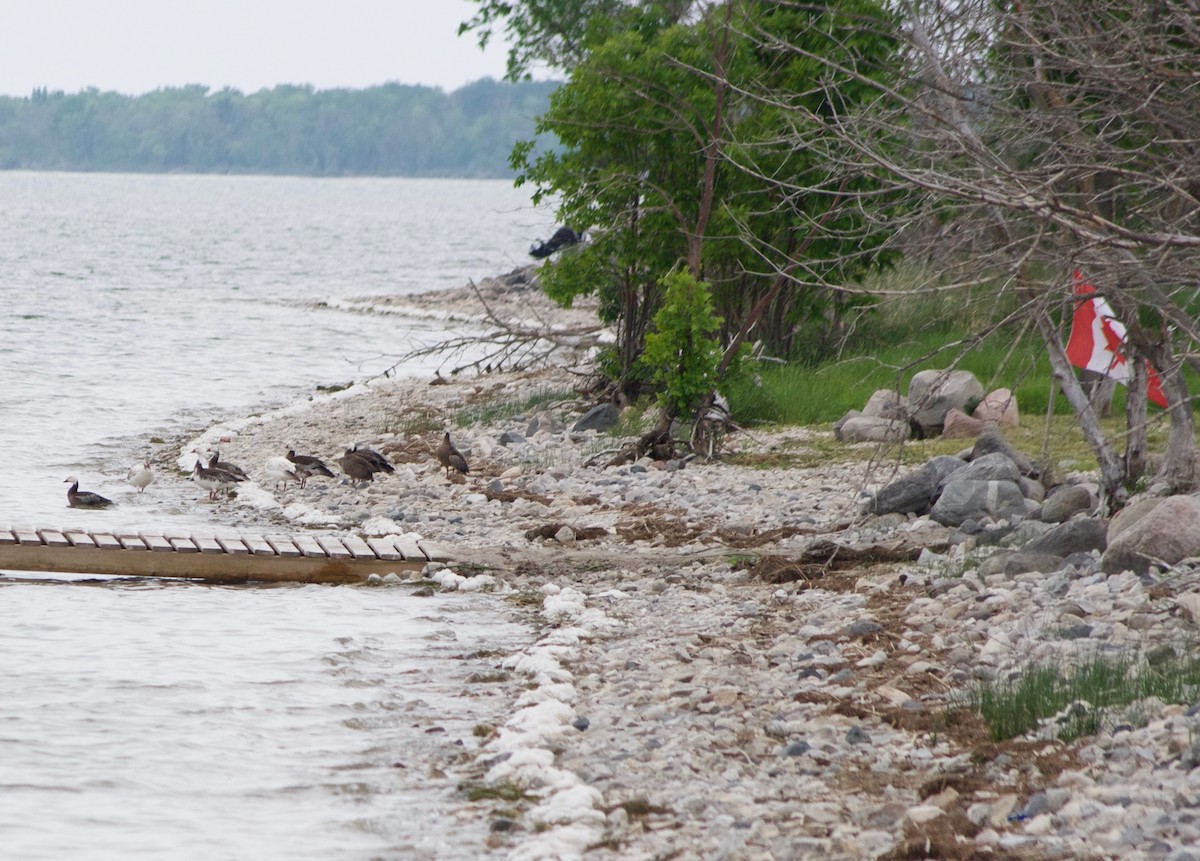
0, 172, 548, 858
0, 170, 548, 526
0, 578, 529, 860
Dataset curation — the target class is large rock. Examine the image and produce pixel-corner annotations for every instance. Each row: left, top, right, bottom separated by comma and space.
1102, 495, 1200, 575
930, 479, 1028, 527
908, 369, 985, 435
862, 389, 909, 421
1023, 518, 1108, 557
835, 415, 908, 443
971, 429, 1034, 476
1040, 485, 1094, 523
938, 451, 1021, 490
974, 388, 1019, 428
941, 408, 987, 439
572, 403, 619, 432
870, 455, 965, 516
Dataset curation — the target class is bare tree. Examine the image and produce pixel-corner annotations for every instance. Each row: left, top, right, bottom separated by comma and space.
736, 0, 1200, 501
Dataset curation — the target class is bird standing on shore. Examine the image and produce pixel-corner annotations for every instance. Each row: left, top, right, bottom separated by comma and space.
192, 458, 244, 501
265, 455, 302, 491
336, 450, 378, 486
346, 444, 394, 475
126, 458, 154, 494
65, 476, 115, 509
436, 432, 469, 477
206, 449, 249, 480
286, 449, 334, 488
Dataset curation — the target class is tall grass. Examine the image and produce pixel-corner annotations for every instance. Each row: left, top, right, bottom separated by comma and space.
971, 650, 1200, 742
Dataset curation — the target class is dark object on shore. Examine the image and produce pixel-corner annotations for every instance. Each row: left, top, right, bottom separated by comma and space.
64, 476, 115, 509
198, 448, 249, 481
436, 432, 469, 477
191, 459, 245, 501
529, 226, 580, 259
346, 445, 394, 475
287, 449, 335, 488
337, 445, 393, 485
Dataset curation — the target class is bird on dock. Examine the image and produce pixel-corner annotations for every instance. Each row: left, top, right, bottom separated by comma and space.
335, 450, 378, 486
286, 449, 334, 488
265, 455, 303, 491
436, 432, 469, 477
192, 458, 245, 501
126, 457, 154, 494
64, 476, 115, 509
345, 444, 394, 474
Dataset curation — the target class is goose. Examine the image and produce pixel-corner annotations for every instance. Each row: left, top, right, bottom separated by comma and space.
206, 448, 249, 481
436, 432, 469, 477
346, 444, 394, 475
286, 449, 334, 488
192, 458, 244, 501
335, 451, 378, 486
126, 458, 154, 494
265, 455, 302, 491
65, 476, 115, 509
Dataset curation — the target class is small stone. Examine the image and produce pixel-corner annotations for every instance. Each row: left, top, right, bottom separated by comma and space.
846, 726, 871, 745
490, 818, 518, 833
572, 717, 590, 731
554, 525, 576, 544
782, 741, 811, 757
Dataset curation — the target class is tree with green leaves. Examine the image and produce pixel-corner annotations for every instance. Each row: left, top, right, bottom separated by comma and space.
475, 0, 901, 419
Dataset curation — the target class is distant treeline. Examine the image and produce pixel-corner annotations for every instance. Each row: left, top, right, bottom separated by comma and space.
0, 79, 559, 178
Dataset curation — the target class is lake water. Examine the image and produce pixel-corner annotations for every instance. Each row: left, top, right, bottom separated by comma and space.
0, 171, 552, 858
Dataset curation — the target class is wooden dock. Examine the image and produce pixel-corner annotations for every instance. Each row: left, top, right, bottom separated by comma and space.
0, 527, 450, 584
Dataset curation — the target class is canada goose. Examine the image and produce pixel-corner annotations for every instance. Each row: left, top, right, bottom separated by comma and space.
336, 451, 377, 485
436, 432, 469, 477
286, 449, 334, 488
126, 458, 154, 493
345, 444, 394, 474
64, 476, 115, 509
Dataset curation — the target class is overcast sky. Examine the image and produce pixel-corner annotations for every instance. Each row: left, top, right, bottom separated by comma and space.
0, 1, 518, 98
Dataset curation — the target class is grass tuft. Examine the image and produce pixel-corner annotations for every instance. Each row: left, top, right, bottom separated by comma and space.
971, 649, 1200, 742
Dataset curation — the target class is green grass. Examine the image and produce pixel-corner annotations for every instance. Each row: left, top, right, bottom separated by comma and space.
971, 650, 1200, 742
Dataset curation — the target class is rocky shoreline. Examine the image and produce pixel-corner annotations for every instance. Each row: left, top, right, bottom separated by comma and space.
173, 272, 1200, 861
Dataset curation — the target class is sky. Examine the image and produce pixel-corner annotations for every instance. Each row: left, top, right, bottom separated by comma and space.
0, 1, 518, 98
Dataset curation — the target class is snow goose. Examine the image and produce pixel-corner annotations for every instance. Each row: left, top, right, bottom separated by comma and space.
126, 457, 154, 494
264, 455, 302, 491
192, 458, 244, 501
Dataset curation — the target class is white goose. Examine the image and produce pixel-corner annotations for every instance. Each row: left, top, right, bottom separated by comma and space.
264, 455, 302, 491
126, 457, 154, 494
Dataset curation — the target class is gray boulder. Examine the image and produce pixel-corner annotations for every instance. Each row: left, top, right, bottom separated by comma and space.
862, 389, 909, 421
938, 451, 1021, 490
1102, 495, 1200, 575
573, 403, 620, 432
1040, 485, 1094, 523
835, 415, 908, 443
971, 429, 1034, 475
870, 455, 966, 516
930, 479, 1028, 527
1023, 518, 1108, 557
908, 369, 984, 435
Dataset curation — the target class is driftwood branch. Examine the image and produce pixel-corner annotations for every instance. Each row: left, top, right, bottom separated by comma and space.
369, 278, 607, 382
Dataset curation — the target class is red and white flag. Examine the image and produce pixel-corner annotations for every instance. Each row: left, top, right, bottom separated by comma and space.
1065, 271, 1167, 407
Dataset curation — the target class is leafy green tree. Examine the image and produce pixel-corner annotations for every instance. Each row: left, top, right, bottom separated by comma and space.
504, 0, 901, 405
641, 270, 727, 419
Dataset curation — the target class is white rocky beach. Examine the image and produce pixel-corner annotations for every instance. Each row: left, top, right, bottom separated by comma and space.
161, 270, 1200, 861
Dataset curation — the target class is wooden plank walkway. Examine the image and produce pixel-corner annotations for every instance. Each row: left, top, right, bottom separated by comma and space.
0, 527, 450, 584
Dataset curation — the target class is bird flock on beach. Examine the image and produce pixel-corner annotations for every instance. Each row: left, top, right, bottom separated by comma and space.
62, 432, 470, 509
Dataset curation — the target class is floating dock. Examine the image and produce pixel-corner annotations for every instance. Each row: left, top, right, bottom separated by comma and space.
0, 527, 449, 584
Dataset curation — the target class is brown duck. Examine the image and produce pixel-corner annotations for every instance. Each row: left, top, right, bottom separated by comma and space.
436, 432, 469, 477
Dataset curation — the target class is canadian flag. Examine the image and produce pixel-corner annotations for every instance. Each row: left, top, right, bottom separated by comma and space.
1065, 271, 1167, 407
